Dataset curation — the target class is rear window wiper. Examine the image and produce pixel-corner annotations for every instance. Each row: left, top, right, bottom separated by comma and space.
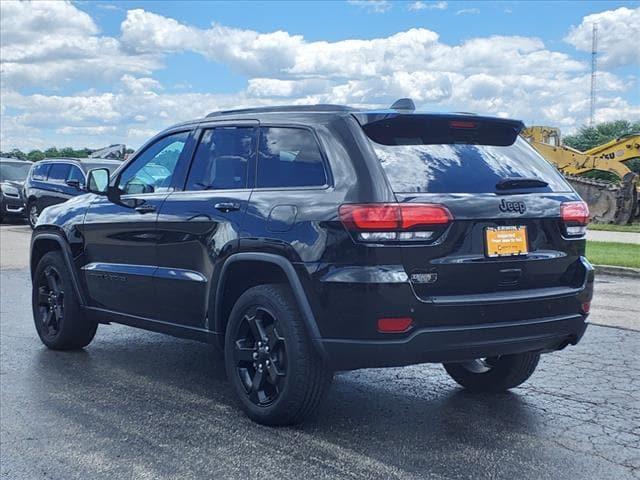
496, 178, 549, 191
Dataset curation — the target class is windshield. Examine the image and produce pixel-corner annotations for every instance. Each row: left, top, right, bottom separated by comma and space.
373, 137, 571, 194
0, 162, 32, 182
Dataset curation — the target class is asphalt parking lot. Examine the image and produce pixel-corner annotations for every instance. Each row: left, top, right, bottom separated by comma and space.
1, 223, 639, 479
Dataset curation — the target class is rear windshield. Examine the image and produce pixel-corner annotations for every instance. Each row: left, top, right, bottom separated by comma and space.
373, 137, 571, 193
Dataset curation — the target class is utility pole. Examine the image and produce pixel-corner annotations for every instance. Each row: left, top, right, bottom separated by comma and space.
589, 23, 598, 126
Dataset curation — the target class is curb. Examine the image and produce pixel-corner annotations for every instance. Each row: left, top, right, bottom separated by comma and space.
595, 265, 640, 278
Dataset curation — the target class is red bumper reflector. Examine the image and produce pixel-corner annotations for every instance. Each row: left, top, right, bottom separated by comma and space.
377, 317, 413, 333
581, 302, 591, 314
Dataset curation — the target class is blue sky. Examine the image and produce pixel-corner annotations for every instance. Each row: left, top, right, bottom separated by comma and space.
1, 0, 638, 150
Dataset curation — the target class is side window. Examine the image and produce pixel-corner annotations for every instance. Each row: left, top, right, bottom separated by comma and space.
32, 163, 50, 181
257, 127, 327, 188
47, 163, 71, 183
185, 127, 256, 191
118, 131, 189, 195
67, 166, 85, 186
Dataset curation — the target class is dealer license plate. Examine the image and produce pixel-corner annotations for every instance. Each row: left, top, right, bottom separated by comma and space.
485, 226, 528, 257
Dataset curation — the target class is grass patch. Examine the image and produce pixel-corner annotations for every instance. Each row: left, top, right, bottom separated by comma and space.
588, 223, 640, 233
586, 241, 640, 268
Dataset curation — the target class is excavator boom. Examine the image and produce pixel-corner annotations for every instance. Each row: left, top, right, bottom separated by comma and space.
522, 126, 639, 224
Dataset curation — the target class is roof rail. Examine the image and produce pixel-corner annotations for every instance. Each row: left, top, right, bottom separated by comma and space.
206, 104, 355, 118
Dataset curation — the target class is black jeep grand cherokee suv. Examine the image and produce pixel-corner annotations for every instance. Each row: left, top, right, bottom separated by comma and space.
30, 101, 593, 425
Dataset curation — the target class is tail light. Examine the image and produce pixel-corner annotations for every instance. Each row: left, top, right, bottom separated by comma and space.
561, 201, 589, 236
339, 203, 452, 242
377, 317, 413, 333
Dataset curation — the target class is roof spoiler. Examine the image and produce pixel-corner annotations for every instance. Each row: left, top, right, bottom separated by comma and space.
355, 112, 525, 147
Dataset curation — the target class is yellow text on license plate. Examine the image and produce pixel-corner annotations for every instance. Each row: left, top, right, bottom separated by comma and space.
485, 226, 528, 257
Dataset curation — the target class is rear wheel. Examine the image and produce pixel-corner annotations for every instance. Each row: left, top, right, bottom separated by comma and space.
32, 251, 97, 350
443, 352, 540, 392
224, 284, 333, 425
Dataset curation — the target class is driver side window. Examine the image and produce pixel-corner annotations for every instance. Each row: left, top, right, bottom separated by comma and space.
118, 131, 189, 195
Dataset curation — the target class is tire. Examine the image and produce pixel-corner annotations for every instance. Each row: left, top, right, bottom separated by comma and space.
27, 200, 38, 229
224, 284, 333, 426
32, 251, 97, 350
443, 352, 540, 393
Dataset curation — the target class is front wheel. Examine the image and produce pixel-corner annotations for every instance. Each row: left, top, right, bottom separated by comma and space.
224, 284, 333, 425
443, 352, 540, 392
32, 251, 98, 349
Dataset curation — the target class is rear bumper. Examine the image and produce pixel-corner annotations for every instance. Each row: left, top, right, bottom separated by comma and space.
307, 257, 594, 370
322, 314, 588, 370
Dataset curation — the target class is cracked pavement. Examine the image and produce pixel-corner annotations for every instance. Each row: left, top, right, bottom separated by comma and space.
1, 224, 639, 479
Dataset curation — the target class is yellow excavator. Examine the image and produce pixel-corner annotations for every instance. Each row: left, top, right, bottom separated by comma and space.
522, 126, 640, 224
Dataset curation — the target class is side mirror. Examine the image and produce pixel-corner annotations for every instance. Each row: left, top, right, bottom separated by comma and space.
65, 179, 82, 190
87, 168, 110, 195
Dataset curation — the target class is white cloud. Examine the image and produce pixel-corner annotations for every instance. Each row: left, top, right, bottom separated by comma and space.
407, 1, 447, 11
347, 0, 392, 14
456, 8, 480, 15
0, 1, 97, 45
0, 1, 161, 89
120, 75, 163, 95
564, 6, 640, 69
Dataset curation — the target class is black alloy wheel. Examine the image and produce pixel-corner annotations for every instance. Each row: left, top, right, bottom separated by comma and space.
35, 265, 65, 339
225, 284, 333, 425
232, 306, 287, 406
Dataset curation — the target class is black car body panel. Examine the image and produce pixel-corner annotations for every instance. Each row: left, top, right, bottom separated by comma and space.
30, 106, 593, 371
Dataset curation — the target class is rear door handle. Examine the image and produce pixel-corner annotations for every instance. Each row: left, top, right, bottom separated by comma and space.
214, 202, 241, 212
134, 204, 156, 214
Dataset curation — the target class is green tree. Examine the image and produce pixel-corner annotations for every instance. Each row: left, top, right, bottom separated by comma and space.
1, 149, 27, 160
564, 120, 640, 151
27, 150, 45, 162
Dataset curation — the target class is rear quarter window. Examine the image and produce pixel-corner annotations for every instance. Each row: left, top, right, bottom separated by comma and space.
257, 127, 327, 188
373, 137, 571, 193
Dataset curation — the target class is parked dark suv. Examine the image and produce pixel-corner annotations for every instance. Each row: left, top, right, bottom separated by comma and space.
0, 157, 32, 222
30, 101, 593, 425
24, 158, 121, 228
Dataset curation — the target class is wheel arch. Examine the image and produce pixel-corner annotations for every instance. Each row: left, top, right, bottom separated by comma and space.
214, 253, 327, 360
31, 232, 87, 306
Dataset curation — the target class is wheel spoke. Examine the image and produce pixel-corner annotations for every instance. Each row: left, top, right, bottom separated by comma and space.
265, 324, 284, 351
249, 369, 265, 403
43, 308, 54, 327
37, 287, 49, 306
266, 361, 284, 384
234, 341, 255, 365
247, 314, 268, 344
45, 270, 60, 295
53, 304, 63, 322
